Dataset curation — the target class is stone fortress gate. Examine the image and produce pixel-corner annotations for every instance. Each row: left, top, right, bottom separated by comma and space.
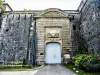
36, 8, 72, 64
0, 0, 100, 65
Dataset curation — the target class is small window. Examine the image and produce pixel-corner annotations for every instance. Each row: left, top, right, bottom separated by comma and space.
40, 53, 44, 55
73, 25, 76, 30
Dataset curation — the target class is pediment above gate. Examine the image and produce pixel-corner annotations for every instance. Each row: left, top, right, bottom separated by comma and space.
37, 8, 68, 18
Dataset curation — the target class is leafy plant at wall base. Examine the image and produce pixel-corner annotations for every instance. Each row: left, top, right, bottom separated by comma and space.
72, 54, 86, 68
79, 54, 100, 72
72, 54, 100, 72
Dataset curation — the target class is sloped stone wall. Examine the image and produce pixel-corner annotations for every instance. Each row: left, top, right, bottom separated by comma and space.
79, 0, 100, 53
0, 14, 35, 64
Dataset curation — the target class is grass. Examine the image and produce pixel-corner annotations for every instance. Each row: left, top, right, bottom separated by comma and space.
64, 63, 100, 75
0, 65, 41, 70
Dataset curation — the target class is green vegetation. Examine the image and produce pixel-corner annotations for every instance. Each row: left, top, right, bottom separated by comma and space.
0, 0, 6, 14
0, 65, 41, 70
72, 54, 100, 72
64, 63, 100, 75
72, 54, 86, 68
64, 54, 100, 75
0, 0, 3, 6
0, 59, 41, 70
24, 9, 28, 14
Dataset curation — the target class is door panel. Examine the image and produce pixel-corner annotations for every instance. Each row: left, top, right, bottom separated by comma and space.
45, 43, 61, 64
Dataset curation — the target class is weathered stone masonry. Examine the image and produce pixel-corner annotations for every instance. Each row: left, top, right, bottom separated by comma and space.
0, 14, 36, 65
78, 0, 100, 53
0, 0, 100, 65
35, 9, 72, 64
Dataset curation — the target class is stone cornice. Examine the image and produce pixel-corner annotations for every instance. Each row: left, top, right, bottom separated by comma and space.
36, 8, 69, 18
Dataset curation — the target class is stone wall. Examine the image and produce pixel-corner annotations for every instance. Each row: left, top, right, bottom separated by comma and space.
79, 0, 100, 53
1, 0, 100, 65
36, 17, 71, 64
70, 13, 81, 54
0, 14, 36, 65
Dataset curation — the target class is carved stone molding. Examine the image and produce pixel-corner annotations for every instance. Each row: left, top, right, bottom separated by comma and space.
45, 27, 62, 41
37, 8, 69, 18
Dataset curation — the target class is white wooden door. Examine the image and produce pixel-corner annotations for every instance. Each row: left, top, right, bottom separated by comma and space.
45, 43, 61, 64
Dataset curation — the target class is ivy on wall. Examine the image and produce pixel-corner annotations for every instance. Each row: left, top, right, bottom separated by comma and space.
0, 0, 3, 6
0, 0, 6, 14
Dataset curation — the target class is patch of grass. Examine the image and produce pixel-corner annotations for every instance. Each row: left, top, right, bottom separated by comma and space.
0, 65, 41, 70
64, 63, 100, 75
